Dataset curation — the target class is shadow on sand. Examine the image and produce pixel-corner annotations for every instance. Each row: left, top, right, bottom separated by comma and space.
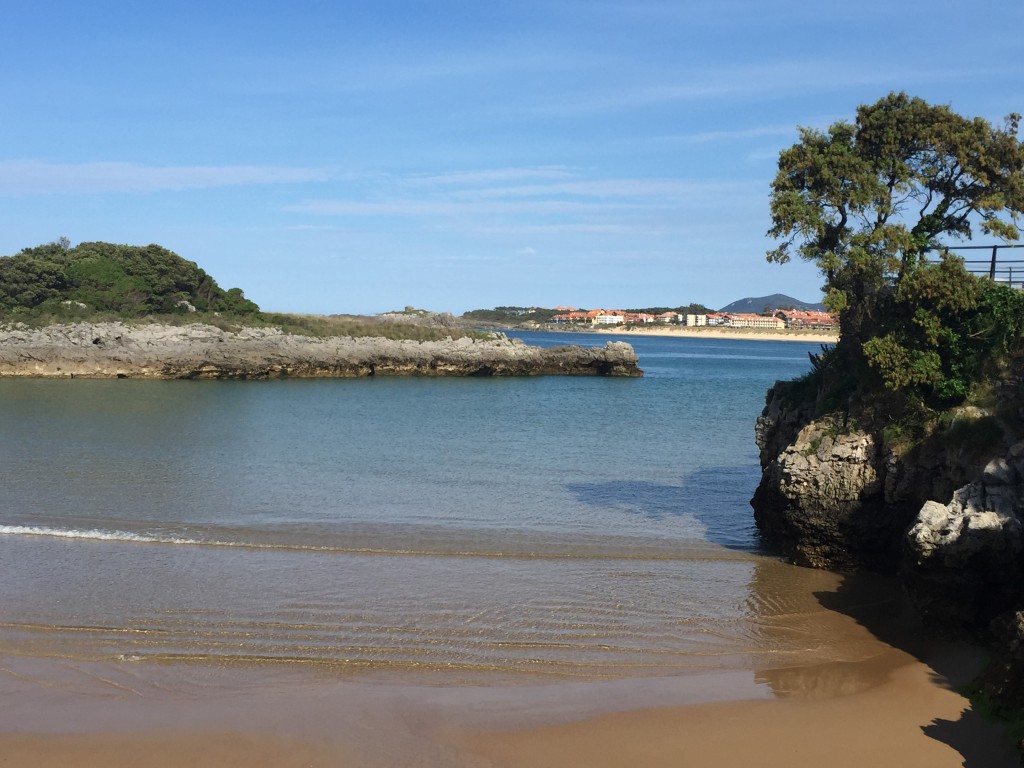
813, 574, 1016, 767
568, 465, 1017, 765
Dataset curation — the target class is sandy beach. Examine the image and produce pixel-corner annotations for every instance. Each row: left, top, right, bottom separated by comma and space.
0, 574, 1015, 768
0, 645, 1013, 768
589, 325, 839, 344
459, 668, 1012, 768
0, 331, 1010, 768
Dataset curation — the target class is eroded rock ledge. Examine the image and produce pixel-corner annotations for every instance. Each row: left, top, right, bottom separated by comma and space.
0, 322, 642, 379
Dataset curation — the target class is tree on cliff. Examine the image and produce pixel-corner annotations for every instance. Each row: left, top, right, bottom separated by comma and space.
767, 93, 1024, 409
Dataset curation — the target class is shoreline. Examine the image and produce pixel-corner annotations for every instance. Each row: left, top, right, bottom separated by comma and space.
0, 321, 642, 378
459, 649, 1013, 768
0, 574, 1014, 767
0, 650, 1013, 768
545, 325, 839, 344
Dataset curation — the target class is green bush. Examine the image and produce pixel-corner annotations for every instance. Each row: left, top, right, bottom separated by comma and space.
0, 240, 259, 320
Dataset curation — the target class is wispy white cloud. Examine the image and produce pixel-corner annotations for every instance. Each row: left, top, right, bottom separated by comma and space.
525, 82, 732, 116
519, 59, 1012, 119
662, 125, 798, 144
0, 160, 330, 195
478, 223, 638, 235
401, 167, 573, 187
446, 178, 739, 201
287, 198, 646, 217
286, 169, 760, 240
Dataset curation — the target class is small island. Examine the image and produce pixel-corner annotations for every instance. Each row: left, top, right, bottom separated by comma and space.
0, 240, 641, 379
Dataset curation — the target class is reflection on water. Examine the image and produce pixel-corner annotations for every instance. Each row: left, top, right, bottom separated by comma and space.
746, 559, 914, 699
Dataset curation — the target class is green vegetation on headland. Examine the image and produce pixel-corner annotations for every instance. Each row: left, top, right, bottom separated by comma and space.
0, 240, 482, 342
769, 92, 1024, 435
1, 239, 260, 321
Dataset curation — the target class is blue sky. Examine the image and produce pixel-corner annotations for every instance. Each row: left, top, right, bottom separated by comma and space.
2, 1, 1022, 314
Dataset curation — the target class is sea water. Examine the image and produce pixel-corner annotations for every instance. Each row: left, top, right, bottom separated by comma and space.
0, 332, 869, 684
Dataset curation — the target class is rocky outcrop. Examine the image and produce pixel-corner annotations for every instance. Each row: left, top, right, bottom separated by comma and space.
753, 361, 1024, 728
752, 381, 1010, 577
903, 446, 1024, 630
0, 322, 642, 379
752, 413, 901, 570
752, 384, 919, 571
754, 375, 1024, 630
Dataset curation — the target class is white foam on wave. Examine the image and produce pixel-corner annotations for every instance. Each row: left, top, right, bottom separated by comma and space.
0, 524, 202, 546
0, 523, 754, 562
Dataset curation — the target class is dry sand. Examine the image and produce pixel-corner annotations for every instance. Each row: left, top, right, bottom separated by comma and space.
458, 655, 1014, 768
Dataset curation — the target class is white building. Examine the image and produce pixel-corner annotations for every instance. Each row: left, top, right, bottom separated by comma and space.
725, 313, 785, 329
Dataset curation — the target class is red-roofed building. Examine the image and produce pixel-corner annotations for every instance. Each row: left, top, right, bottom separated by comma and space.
776, 310, 838, 329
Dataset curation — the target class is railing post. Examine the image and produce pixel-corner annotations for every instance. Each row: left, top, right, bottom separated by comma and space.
990, 245, 999, 280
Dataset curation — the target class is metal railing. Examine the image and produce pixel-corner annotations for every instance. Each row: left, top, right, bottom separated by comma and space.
929, 243, 1024, 288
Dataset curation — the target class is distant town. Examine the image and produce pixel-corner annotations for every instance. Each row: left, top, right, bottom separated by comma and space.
459, 295, 838, 331
548, 307, 837, 330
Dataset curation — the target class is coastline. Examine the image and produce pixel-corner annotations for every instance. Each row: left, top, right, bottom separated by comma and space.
459, 651, 1012, 768
3, 319, 1012, 768
0, 322, 642, 378
558, 325, 839, 344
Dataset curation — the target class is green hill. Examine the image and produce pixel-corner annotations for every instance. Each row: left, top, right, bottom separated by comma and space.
0, 240, 259, 320
718, 294, 825, 313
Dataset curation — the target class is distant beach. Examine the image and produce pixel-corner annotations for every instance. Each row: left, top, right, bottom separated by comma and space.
589, 325, 839, 344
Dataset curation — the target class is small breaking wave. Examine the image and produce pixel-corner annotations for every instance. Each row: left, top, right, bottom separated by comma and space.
0, 521, 757, 563
0, 524, 205, 546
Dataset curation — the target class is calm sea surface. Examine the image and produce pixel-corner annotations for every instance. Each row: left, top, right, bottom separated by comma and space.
0, 332, 865, 682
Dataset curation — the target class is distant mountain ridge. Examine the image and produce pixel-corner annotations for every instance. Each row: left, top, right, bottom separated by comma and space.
718, 294, 825, 313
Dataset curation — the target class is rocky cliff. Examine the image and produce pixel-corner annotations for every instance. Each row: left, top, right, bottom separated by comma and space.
0, 322, 642, 379
752, 377, 1022, 626
752, 368, 1024, 726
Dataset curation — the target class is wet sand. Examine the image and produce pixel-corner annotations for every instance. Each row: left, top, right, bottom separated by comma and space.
1, 575, 1016, 768
0, 651, 1014, 768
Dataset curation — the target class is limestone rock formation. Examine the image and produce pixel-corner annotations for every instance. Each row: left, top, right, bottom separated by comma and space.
752, 380, 1010, 575
0, 322, 642, 379
903, 446, 1024, 629
977, 611, 1024, 714
752, 385, 915, 571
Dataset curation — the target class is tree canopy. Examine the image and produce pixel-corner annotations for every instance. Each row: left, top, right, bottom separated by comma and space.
0, 240, 260, 319
768, 93, 1024, 413
768, 92, 1024, 312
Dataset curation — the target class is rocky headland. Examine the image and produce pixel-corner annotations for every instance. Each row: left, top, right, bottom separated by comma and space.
0, 322, 642, 379
751, 362, 1024, 721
